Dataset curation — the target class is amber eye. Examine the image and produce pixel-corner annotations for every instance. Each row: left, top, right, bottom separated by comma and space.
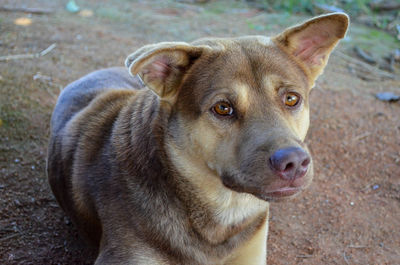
213, 101, 234, 116
284, 92, 300, 107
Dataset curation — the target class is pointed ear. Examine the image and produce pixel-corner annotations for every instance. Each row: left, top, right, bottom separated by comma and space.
125, 42, 208, 103
272, 13, 349, 83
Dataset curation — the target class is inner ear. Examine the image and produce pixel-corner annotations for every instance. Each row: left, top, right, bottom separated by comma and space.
126, 43, 206, 102
292, 27, 333, 65
273, 13, 349, 81
136, 51, 190, 98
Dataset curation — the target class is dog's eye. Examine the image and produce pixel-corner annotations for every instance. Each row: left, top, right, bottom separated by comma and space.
284, 92, 300, 107
212, 101, 234, 116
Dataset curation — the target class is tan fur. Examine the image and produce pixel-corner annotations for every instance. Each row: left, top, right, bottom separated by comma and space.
225, 213, 269, 265
47, 13, 349, 265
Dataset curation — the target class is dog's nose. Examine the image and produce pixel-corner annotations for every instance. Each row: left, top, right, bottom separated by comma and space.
269, 147, 310, 180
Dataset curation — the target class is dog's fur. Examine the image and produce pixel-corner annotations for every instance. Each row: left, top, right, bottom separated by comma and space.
47, 13, 348, 265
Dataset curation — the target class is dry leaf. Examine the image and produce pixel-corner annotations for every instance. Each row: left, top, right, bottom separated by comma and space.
79, 9, 94, 18
14, 17, 32, 26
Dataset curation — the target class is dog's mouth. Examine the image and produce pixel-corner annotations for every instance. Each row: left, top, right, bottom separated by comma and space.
264, 186, 301, 198
253, 182, 306, 201
221, 172, 309, 201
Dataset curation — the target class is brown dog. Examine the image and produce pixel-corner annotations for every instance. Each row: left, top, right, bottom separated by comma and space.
47, 13, 348, 265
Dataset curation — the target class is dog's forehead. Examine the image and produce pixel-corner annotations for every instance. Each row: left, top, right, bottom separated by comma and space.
200, 36, 309, 94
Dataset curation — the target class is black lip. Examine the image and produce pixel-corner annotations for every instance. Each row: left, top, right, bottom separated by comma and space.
258, 188, 303, 202
221, 170, 308, 202
265, 187, 301, 198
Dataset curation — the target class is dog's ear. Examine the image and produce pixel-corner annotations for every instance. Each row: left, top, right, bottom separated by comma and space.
126, 42, 207, 103
272, 13, 349, 83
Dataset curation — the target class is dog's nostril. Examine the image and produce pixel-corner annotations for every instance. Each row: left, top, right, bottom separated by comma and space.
284, 162, 295, 172
301, 158, 310, 167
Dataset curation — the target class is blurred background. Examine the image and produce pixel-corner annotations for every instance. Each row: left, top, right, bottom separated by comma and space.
0, 0, 399, 264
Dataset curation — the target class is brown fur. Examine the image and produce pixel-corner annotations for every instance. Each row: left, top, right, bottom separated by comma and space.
47, 13, 349, 264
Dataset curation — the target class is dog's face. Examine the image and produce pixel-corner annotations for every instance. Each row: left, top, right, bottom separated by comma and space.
126, 13, 349, 202
170, 38, 313, 202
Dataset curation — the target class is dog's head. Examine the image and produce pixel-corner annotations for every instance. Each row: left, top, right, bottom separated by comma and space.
126, 13, 349, 202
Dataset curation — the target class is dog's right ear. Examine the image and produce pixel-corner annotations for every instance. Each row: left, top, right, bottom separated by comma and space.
272, 13, 349, 84
126, 42, 208, 103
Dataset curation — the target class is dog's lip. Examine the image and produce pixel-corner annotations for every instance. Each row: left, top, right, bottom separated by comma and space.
264, 186, 301, 198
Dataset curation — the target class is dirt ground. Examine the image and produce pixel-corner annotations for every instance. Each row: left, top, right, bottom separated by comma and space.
0, 0, 399, 264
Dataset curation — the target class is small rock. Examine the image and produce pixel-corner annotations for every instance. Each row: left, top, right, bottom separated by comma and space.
375, 92, 400, 102
394, 49, 400, 62
8, 253, 15, 261
64, 216, 71, 225
14, 199, 22, 207
66, 0, 80, 13
374, 112, 386, 117
314, 3, 344, 13
203, 28, 212, 34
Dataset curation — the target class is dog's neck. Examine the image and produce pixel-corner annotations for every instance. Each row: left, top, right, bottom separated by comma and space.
114, 90, 269, 263
165, 136, 269, 243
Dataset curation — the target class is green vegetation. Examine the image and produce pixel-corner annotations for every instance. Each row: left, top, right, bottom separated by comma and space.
96, 6, 131, 22
252, 0, 378, 16
351, 25, 399, 57
205, 0, 249, 14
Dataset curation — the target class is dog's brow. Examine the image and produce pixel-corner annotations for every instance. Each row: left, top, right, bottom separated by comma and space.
199, 87, 235, 107
263, 75, 296, 92
232, 83, 250, 110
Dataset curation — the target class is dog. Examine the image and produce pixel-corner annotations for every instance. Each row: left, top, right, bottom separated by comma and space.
47, 13, 349, 265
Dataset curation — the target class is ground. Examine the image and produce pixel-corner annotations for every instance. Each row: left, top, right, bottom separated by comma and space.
0, 0, 399, 264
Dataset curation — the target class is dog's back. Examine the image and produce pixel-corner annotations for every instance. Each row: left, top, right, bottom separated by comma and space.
50, 67, 142, 134
47, 67, 144, 243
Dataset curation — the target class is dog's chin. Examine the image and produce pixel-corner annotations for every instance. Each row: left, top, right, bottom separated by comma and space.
221, 173, 311, 202
256, 187, 304, 202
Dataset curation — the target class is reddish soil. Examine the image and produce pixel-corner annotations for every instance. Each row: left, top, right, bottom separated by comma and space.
0, 0, 399, 264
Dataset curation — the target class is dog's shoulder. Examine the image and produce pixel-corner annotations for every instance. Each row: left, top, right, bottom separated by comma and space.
50, 67, 143, 135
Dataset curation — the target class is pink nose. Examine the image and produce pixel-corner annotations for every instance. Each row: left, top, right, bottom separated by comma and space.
269, 147, 310, 180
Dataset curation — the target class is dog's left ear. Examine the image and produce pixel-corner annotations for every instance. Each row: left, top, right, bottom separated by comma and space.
126, 42, 208, 103
272, 13, 349, 84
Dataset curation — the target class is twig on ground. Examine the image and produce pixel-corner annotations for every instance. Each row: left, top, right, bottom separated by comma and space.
336, 51, 397, 80
354, 46, 377, 64
352, 132, 371, 142
343, 251, 350, 265
0, 6, 53, 14
369, 2, 400, 12
39, 43, 57, 56
0, 233, 19, 242
296, 254, 313, 258
347, 245, 367, 249
0, 43, 56, 62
